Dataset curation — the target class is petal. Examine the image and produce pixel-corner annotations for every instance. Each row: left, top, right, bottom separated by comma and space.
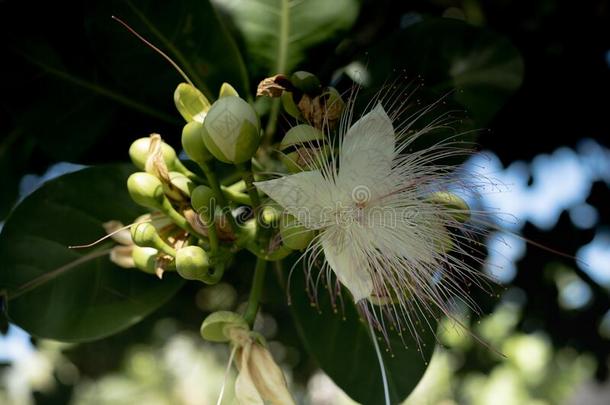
235, 343, 264, 405
254, 170, 335, 229
322, 231, 373, 302
249, 343, 296, 405
338, 104, 395, 192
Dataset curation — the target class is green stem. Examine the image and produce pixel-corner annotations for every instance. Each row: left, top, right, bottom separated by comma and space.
161, 199, 206, 240
237, 163, 261, 208
221, 186, 252, 205
243, 257, 267, 326
202, 212, 219, 253
174, 160, 206, 184
263, 99, 282, 145
200, 161, 240, 232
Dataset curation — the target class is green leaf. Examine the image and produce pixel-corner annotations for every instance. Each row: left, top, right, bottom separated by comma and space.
0, 165, 184, 342
289, 275, 436, 404
213, 0, 360, 75
362, 18, 524, 125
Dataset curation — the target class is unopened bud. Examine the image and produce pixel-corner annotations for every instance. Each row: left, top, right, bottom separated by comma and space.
131, 246, 159, 274
129, 137, 178, 171
130, 222, 167, 250
219, 82, 239, 98
203, 96, 261, 164
127, 172, 165, 209
181, 121, 213, 165
176, 246, 210, 282
191, 185, 216, 220
174, 83, 211, 123
291, 71, 321, 95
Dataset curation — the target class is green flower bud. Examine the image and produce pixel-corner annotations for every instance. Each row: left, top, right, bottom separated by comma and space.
129, 137, 178, 171
131, 222, 163, 248
181, 121, 213, 165
127, 172, 165, 209
200, 311, 248, 342
132, 246, 158, 274
203, 96, 261, 164
280, 215, 314, 250
427, 191, 470, 222
191, 185, 216, 220
176, 246, 210, 282
219, 82, 239, 98
291, 71, 321, 95
174, 82, 211, 123
280, 91, 302, 119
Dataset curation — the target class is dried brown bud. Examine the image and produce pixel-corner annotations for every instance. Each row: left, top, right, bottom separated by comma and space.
256, 74, 293, 97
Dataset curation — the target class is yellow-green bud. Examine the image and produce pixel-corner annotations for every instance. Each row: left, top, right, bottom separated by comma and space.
291, 71, 321, 94
174, 82, 211, 123
131, 222, 161, 247
203, 96, 260, 164
129, 137, 178, 171
200, 311, 248, 342
219, 82, 239, 98
280, 215, 314, 250
181, 121, 213, 165
176, 246, 210, 282
427, 191, 470, 222
191, 185, 216, 221
127, 172, 165, 209
132, 246, 158, 274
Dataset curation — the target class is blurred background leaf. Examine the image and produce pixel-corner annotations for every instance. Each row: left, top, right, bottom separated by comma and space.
212, 0, 360, 76
352, 17, 524, 126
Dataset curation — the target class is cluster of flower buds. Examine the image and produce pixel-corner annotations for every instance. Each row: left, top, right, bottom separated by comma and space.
116, 81, 265, 284
116, 74, 343, 285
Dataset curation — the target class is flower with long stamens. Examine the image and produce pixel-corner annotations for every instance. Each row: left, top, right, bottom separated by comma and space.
254, 99, 490, 344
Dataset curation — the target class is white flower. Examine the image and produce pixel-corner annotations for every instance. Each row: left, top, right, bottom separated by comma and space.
255, 101, 488, 342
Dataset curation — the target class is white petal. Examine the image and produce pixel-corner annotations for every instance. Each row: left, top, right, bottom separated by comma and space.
322, 232, 373, 302
338, 104, 395, 193
254, 170, 335, 229
235, 343, 264, 405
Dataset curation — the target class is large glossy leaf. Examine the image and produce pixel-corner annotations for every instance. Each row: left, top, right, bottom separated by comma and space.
362, 18, 524, 126
212, 0, 360, 75
0, 165, 184, 342
289, 274, 436, 404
